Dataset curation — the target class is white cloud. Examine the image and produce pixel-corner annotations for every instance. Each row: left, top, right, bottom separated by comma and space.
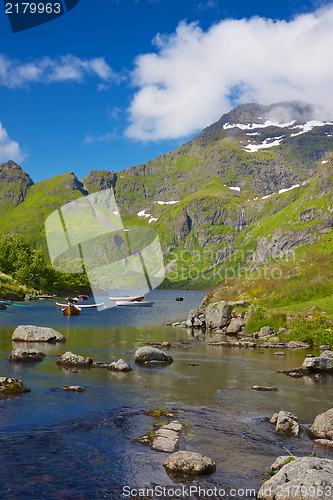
0, 123, 25, 163
0, 54, 122, 88
125, 5, 333, 140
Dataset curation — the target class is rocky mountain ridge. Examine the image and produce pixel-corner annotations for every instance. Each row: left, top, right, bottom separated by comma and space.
1, 100, 333, 288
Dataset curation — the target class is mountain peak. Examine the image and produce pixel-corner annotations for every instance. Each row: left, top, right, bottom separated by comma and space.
218, 101, 317, 127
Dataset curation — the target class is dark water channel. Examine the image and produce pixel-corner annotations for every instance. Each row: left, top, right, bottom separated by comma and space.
1, 290, 333, 499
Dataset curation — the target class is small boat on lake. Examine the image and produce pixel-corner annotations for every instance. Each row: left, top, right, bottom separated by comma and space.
175, 297, 184, 301
56, 298, 104, 316
60, 303, 81, 316
115, 300, 154, 307
109, 295, 144, 302
78, 295, 89, 300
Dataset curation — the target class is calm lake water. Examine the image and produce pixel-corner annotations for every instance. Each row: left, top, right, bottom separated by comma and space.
1, 289, 333, 500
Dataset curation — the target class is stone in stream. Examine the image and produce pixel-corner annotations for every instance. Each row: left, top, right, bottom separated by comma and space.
56, 351, 93, 367
252, 386, 279, 391
108, 359, 132, 372
309, 408, 333, 440
141, 420, 183, 453
302, 350, 333, 372
8, 348, 45, 362
164, 451, 216, 476
62, 385, 86, 392
275, 411, 299, 437
12, 325, 66, 343
257, 457, 333, 499
0, 377, 31, 395
135, 346, 173, 366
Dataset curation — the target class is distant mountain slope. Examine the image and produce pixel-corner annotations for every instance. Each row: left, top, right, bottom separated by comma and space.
0, 171, 86, 251
1, 101, 333, 288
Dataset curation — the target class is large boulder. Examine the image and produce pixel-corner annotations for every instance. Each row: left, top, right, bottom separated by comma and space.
135, 346, 173, 365
302, 351, 333, 372
164, 451, 216, 476
56, 351, 93, 367
0, 377, 31, 395
309, 408, 333, 440
257, 457, 333, 499
108, 359, 132, 372
12, 325, 66, 343
8, 348, 45, 363
275, 411, 299, 437
226, 318, 245, 334
205, 301, 232, 329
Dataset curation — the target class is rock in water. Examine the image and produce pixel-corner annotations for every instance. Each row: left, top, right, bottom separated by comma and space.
12, 325, 66, 343
108, 359, 132, 372
302, 350, 333, 372
164, 451, 216, 476
56, 351, 93, 367
257, 457, 333, 499
0, 377, 31, 395
135, 346, 173, 365
62, 386, 86, 392
151, 420, 183, 453
275, 411, 299, 437
309, 408, 333, 440
8, 348, 45, 362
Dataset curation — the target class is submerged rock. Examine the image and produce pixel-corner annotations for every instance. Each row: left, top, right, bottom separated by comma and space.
0, 377, 31, 395
309, 408, 333, 440
108, 359, 132, 372
164, 451, 216, 476
12, 325, 66, 343
135, 346, 173, 366
56, 351, 93, 367
257, 457, 333, 499
8, 348, 45, 363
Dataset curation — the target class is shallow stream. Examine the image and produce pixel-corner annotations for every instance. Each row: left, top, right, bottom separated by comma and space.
1, 290, 332, 499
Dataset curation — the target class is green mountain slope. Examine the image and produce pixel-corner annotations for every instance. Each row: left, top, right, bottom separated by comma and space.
1, 101, 333, 290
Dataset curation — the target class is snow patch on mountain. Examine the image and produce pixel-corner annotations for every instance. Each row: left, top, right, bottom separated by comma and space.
223, 120, 295, 130
244, 136, 284, 152
290, 121, 333, 137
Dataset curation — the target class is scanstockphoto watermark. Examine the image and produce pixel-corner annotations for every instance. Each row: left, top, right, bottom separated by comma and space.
122, 485, 257, 498
167, 249, 296, 283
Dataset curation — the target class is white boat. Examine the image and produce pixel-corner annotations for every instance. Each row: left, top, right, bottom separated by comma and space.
56, 302, 104, 309
115, 300, 155, 307
109, 295, 144, 302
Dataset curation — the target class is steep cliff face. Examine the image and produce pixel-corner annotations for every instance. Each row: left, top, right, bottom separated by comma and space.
0, 160, 33, 213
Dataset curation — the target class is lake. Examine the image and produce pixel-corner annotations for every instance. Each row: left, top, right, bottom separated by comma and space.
1, 290, 332, 499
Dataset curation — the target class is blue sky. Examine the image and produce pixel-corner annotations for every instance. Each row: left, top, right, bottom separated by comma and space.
0, 0, 332, 182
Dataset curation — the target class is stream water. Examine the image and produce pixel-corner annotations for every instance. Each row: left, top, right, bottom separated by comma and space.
0, 290, 333, 500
